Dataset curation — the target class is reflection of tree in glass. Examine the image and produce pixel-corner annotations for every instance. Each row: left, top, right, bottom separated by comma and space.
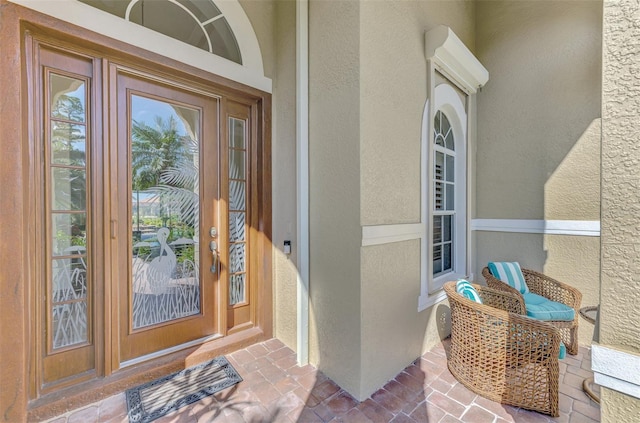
132, 116, 198, 232
51, 94, 88, 247
53, 94, 84, 121
52, 95, 86, 167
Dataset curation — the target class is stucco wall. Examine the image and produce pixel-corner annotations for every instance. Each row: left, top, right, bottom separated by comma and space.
241, 0, 299, 352
476, 1, 601, 220
357, 0, 476, 400
601, 0, 640, 420
361, 241, 449, 396
239, 0, 275, 78
360, 0, 475, 225
474, 0, 602, 346
309, 0, 363, 397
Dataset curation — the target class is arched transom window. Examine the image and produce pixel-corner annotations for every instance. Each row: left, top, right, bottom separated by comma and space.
78, 0, 242, 64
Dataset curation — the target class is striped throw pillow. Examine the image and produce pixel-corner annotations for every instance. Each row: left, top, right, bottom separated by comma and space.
488, 262, 529, 294
456, 280, 482, 304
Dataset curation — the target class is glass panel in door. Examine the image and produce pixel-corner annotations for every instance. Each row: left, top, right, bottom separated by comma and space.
130, 95, 201, 329
116, 70, 219, 364
228, 117, 247, 306
225, 101, 254, 334
49, 75, 90, 349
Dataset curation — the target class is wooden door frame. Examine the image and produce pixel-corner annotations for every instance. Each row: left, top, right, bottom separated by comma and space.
0, 3, 272, 420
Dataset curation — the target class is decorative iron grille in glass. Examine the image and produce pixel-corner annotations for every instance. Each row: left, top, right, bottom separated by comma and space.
130, 95, 201, 329
77, 0, 242, 64
48, 73, 90, 349
433, 110, 454, 276
228, 117, 247, 305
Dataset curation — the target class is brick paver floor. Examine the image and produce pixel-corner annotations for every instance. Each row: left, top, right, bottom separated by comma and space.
42, 339, 600, 423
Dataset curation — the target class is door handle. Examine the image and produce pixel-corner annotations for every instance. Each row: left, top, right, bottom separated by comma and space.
210, 240, 218, 274
209, 228, 218, 274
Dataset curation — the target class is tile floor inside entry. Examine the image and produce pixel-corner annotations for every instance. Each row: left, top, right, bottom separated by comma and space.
43, 338, 600, 423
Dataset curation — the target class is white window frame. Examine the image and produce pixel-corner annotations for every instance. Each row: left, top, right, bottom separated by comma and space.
418, 26, 488, 311
424, 84, 468, 295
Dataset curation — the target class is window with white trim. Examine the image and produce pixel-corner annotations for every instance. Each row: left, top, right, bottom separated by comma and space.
425, 83, 468, 295
78, 0, 242, 63
418, 26, 487, 311
433, 110, 455, 277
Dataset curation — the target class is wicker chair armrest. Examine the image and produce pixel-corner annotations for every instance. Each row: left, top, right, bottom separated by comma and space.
506, 313, 562, 361
522, 268, 582, 310
475, 284, 526, 315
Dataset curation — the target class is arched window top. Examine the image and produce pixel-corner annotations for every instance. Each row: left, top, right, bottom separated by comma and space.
434, 110, 454, 151
78, 0, 242, 64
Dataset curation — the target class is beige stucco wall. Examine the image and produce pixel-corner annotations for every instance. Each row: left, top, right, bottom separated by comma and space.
361, 241, 449, 395
241, 0, 299, 351
360, 0, 475, 225
474, 0, 602, 347
601, 0, 640, 420
309, 0, 363, 397
308, 0, 475, 400
357, 1, 475, 400
476, 1, 601, 220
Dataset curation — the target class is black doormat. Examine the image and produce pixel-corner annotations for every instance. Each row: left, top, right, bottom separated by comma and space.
125, 356, 243, 423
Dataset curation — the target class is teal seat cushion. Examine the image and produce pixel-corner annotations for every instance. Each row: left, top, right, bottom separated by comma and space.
456, 280, 482, 304
488, 261, 529, 294
522, 292, 575, 321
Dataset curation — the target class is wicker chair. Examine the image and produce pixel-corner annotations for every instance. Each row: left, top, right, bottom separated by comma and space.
482, 267, 582, 355
444, 281, 561, 417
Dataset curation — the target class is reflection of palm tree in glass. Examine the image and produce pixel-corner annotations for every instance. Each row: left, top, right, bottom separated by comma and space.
131, 115, 199, 234
132, 116, 184, 230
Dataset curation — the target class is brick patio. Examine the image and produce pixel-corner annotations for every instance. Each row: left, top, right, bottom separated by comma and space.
42, 339, 600, 423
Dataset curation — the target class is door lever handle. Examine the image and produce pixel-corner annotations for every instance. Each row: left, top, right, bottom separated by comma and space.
210, 241, 218, 273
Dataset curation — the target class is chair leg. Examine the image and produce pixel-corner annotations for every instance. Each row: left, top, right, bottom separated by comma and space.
566, 326, 579, 356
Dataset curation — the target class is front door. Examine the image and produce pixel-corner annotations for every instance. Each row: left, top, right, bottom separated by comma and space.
114, 70, 220, 363
29, 32, 271, 397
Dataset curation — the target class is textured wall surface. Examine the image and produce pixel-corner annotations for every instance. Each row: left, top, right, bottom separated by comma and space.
307, 0, 475, 400
357, 0, 476, 399
473, 1, 602, 349
240, 0, 299, 352
360, 0, 475, 225
361, 240, 450, 398
476, 1, 601, 220
309, 0, 363, 398
542, 235, 600, 345
544, 118, 601, 221
271, 0, 298, 351
601, 0, 640, 420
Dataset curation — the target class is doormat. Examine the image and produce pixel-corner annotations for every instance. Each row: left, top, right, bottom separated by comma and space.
125, 356, 243, 423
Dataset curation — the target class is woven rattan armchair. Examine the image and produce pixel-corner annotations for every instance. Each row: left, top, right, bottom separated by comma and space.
444, 281, 561, 417
482, 267, 582, 355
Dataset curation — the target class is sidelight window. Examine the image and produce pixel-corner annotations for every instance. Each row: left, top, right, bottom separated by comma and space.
46, 72, 91, 350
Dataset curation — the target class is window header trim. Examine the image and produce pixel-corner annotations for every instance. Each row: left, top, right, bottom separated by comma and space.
425, 25, 488, 94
